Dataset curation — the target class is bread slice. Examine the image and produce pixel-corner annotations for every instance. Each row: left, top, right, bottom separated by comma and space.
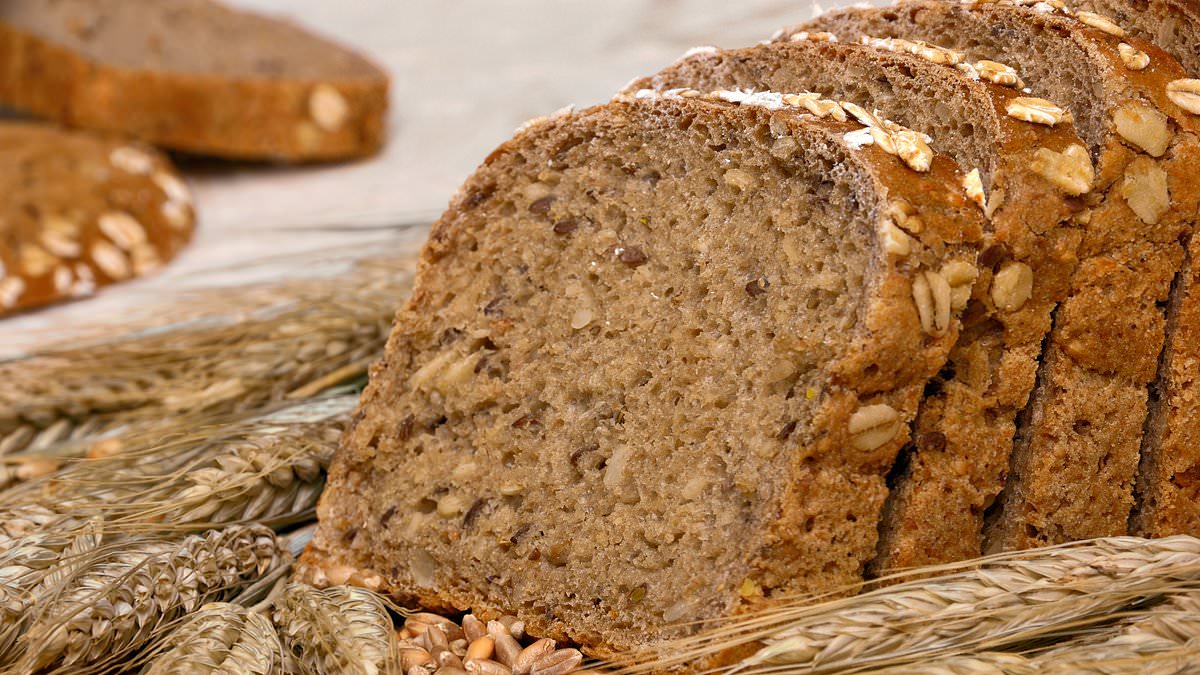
1059, 1, 1200, 539
628, 37, 1088, 572
301, 92, 985, 652
0, 0, 388, 161
807, 1, 1200, 551
1070, 0, 1200, 75
0, 122, 195, 315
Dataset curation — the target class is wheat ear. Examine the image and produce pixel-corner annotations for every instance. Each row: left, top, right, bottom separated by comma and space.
0, 397, 355, 534
864, 593, 1200, 674
0, 520, 103, 664
273, 582, 398, 675
14, 524, 287, 674
0, 253, 414, 458
139, 602, 283, 675
613, 536, 1200, 674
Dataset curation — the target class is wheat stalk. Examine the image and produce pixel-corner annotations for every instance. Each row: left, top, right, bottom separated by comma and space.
13, 524, 288, 674
274, 582, 398, 675
611, 536, 1200, 674
0, 253, 414, 459
138, 602, 283, 675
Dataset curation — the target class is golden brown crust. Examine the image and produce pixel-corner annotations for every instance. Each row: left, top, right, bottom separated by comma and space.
0, 122, 195, 315
306, 96, 984, 654
0, 3, 388, 161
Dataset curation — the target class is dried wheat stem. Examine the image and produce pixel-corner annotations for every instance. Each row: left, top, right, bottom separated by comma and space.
273, 582, 398, 675
140, 602, 283, 675
14, 524, 288, 673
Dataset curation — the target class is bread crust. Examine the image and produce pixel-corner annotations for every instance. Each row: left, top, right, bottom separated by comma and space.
0, 122, 194, 315
302, 95, 984, 654
1072, 0, 1200, 75
0, 0, 388, 161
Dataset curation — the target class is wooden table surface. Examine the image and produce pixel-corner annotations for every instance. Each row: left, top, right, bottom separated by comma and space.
0, 0, 848, 358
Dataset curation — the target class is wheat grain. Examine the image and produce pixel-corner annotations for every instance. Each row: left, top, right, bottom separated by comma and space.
13, 524, 287, 673
273, 582, 398, 675
140, 602, 283, 675
611, 536, 1200, 674
0, 253, 414, 458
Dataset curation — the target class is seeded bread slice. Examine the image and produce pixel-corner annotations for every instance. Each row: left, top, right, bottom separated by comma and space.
628, 37, 1087, 572
808, 0, 1200, 551
1070, 0, 1200, 75
0, 122, 195, 315
300, 92, 985, 653
1059, 1, 1200, 539
0, 0, 388, 161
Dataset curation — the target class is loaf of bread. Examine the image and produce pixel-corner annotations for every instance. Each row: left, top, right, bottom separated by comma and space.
629, 34, 1088, 572
0, 0, 388, 161
303, 91, 986, 652
807, 0, 1200, 553
298, 0, 1200, 657
0, 122, 195, 315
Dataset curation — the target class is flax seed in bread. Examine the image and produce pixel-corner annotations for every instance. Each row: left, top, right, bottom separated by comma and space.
807, 0, 1200, 551
0, 122, 195, 316
0, 0, 388, 162
301, 92, 985, 653
629, 35, 1087, 571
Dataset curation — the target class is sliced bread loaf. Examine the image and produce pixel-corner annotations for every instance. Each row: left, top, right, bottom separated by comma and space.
301, 92, 985, 652
0, 122, 195, 315
628, 36, 1088, 571
806, 0, 1200, 551
0, 0, 388, 161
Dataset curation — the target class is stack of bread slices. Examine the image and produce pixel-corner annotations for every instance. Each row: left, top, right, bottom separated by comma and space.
304, 0, 1200, 657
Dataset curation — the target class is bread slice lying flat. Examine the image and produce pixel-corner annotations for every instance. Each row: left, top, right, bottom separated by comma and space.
630, 36, 1088, 572
0, 123, 194, 315
302, 93, 984, 652
809, 0, 1200, 552
0, 0, 388, 161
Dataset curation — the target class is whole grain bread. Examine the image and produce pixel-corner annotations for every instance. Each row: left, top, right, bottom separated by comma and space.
301, 92, 985, 653
1062, 0, 1200, 539
0, 0, 388, 162
628, 35, 1088, 572
807, 0, 1200, 551
1070, 0, 1200, 75
0, 122, 195, 315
